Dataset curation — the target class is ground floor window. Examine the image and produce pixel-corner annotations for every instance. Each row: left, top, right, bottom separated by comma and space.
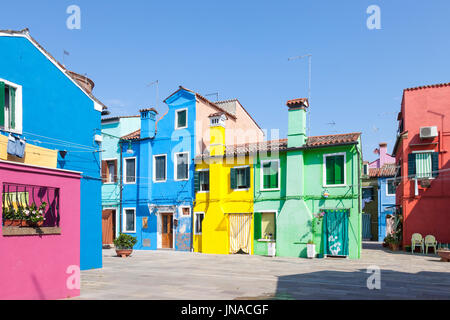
194, 212, 204, 234
123, 208, 136, 233
254, 212, 276, 240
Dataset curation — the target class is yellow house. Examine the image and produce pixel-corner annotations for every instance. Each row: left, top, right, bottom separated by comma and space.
193, 112, 255, 255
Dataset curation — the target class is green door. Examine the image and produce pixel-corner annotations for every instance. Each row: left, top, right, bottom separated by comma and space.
323, 209, 349, 257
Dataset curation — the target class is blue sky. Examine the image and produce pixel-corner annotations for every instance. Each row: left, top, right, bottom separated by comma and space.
1, 0, 449, 161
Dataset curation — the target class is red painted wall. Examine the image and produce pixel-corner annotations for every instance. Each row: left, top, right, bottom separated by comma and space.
0, 160, 81, 300
395, 84, 450, 246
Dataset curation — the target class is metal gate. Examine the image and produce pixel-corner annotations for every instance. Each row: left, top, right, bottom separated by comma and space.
362, 213, 372, 240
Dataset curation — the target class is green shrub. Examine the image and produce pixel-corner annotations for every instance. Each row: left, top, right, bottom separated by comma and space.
113, 233, 137, 249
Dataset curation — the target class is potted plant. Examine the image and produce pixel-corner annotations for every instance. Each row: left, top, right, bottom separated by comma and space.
437, 247, 450, 262
385, 234, 401, 251
22, 202, 46, 227
114, 233, 137, 258
307, 240, 316, 258
3, 206, 23, 226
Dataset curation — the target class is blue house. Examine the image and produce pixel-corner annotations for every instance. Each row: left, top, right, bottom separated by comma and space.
0, 29, 107, 269
375, 165, 397, 242
101, 115, 140, 245
118, 87, 263, 251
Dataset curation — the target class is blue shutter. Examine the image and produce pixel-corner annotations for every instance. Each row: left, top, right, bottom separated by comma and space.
408, 153, 416, 177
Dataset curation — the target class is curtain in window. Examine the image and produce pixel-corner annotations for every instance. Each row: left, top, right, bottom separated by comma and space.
155, 156, 166, 181
196, 213, 204, 233
323, 209, 349, 256
416, 152, 432, 178
126, 159, 135, 182
177, 153, 188, 179
229, 213, 252, 254
199, 171, 209, 191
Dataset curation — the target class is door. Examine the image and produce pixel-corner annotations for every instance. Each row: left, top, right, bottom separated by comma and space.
102, 209, 116, 245
323, 209, 349, 257
161, 213, 173, 249
229, 213, 252, 254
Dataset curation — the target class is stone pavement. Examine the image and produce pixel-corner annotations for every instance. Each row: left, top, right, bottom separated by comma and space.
75, 242, 450, 300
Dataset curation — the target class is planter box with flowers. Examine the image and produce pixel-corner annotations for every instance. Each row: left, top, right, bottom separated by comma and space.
2, 202, 47, 228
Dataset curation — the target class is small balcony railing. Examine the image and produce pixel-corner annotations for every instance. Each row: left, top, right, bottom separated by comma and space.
2, 182, 60, 227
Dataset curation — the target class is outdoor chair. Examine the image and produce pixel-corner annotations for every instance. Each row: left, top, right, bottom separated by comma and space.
411, 233, 424, 254
424, 235, 438, 254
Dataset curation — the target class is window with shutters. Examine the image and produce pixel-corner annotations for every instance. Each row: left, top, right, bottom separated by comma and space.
323, 153, 346, 186
260, 160, 280, 191
153, 154, 167, 182
123, 157, 136, 184
174, 152, 189, 181
122, 208, 136, 233
102, 159, 117, 184
230, 166, 251, 190
195, 169, 209, 192
0, 79, 22, 133
175, 108, 188, 130
194, 212, 204, 235
408, 151, 439, 179
254, 212, 276, 240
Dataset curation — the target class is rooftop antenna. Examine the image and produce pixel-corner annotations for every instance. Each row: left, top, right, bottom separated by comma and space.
62, 50, 70, 67
147, 80, 159, 109
288, 53, 312, 135
205, 92, 219, 101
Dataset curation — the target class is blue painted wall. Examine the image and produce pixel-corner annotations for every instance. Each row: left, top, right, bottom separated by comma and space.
377, 177, 396, 241
0, 35, 103, 270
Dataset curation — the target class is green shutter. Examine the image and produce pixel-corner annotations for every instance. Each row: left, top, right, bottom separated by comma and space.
432, 152, 439, 178
408, 153, 416, 177
254, 212, 262, 240
263, 163, 270, 189
0, 82, 5, 127
245, 166, 251, 188
230, 168, 237, 189
335, 155, 344, 184
326, 156, 335, 185
9, 87, 15, 129
270, 163, 278, 189
194, 171, 200, 192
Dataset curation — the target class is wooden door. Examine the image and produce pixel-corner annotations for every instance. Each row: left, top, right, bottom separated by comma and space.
161, 213, 173, 248
102, 209, 115, 245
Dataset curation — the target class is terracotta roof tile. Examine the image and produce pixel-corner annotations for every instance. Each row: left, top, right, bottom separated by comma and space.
121, 129, 141, 140
369, 164, 398, 178
404, 82, 450, 91
306, 133, 361, 147
286, 98, 309, 108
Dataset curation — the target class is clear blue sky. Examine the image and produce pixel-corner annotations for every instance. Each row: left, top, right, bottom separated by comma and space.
1, 0, 449, 161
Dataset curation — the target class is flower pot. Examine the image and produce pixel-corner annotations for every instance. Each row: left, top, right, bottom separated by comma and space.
307, 244, 316, 258
20, 220, 44, 227
437, 249, 450, 262
116, 248, 133, 258
389, 243, 400, 251
3, 219, 22, 227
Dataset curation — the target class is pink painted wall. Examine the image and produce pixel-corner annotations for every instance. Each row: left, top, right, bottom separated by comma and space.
0, 160, 81, 300
369, 143, 395, 169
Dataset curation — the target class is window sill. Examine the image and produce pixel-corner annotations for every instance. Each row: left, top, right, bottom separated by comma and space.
257, 239, 276, 243
260, 188, 280, 192
323, 184, 347, 188
233, 188, 250, 192
2, 226, 61, 237
197, 190, 210, 193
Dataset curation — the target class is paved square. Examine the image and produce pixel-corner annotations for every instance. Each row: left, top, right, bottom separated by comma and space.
76, 243, 450, 300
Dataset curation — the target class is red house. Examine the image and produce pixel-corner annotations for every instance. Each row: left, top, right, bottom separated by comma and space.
392, 83, 450, 248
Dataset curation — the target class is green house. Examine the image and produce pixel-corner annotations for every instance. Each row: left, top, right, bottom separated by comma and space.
253, 98, 362, 259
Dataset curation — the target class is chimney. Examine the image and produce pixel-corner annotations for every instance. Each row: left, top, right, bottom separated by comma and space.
379, 142, 388, 167
286, 98, 309, 148
208, 112, 227, 156
140, 108, 158, 139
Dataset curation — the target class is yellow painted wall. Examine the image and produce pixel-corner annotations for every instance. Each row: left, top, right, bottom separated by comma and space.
194, 155, 255, 255
0, 134, 57, 168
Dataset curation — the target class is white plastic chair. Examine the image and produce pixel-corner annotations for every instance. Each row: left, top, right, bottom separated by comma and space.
424, 235, 437, 254
411, 233, 424, 254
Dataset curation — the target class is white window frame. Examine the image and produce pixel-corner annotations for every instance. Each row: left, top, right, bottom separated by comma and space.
260, 159, 281, 191
123, 157, 137, 185
122, 207, 136, 233
179, 205, 191, 217
174, 151, 190, 181
175, 108, 188, 130
323, 152, 347, 187
385, 178, 396, 196
196, 168, 210, 193
103, 158, 117, 184
194, 212, 205, 235
232, 165, 251, 191
0, 78, 23, 134
153, 154, 167, 183
412, 150, 435, 180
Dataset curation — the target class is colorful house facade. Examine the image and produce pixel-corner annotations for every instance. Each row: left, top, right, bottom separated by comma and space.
194, 99, 363, 259
117, 87, 263, 251
0, 29, 107, 270
100, 115, 140, 245
392, 83, 450, 248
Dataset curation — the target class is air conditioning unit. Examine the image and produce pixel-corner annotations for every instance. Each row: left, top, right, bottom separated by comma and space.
420, 126, 438, 139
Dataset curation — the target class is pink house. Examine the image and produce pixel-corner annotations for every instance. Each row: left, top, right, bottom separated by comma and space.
0, 160, 81, 300
369, 142, 395, 169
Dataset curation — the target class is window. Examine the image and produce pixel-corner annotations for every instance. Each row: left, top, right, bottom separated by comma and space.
123, 208, 136, 233
363, 163, 369, 176
181, 207, 191, 216
408, 151, 439, 179
362, 187, 374, 201
230, 166, 250, 190
194, 212, 204, 235
254, 212, 276, 240
124, 157, 136, 184
386, 179, 396, 196
102, 159, 117, 183
175, 152, 189, 181
153, 155, 167, 182
324, 153, 346, 186
195, 170, 210, 192
0, 80, 22, 133
261, 160, 280, 190
175, 109, 187, 129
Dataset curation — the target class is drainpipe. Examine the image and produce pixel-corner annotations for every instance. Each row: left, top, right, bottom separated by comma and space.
356, 144, 362, 256
119, 140, 123, 235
